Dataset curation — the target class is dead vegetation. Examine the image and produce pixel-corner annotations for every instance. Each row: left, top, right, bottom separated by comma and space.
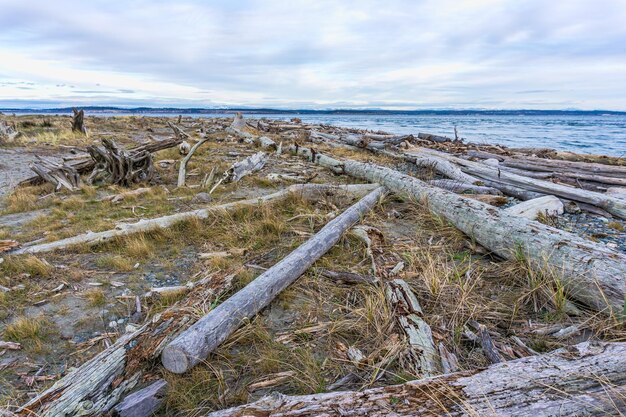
0, 113, 624, 415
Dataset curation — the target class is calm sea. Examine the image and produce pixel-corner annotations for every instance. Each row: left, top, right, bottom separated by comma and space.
11, 111, 626, 156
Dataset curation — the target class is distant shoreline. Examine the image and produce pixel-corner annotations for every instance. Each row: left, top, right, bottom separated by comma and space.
2, 107, 626, 116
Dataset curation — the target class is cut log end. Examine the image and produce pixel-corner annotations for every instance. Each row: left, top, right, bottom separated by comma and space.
161, 346, 189, 374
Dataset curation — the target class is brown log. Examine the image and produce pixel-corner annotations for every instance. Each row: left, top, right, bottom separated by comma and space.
204, 341, 626, 417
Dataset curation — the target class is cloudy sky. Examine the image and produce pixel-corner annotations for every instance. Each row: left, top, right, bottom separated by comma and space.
0, 0, 625, 110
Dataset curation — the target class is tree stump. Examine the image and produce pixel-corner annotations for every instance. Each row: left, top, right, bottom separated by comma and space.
29, 156, 81, 191
87, 138, 154, 186
71, 108, 87, 135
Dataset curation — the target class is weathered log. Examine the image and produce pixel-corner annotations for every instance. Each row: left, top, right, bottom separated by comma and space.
462, 194, 508, 206
386, 279, 439, 377
10, 183, 379, 255
289, 145, 626, 312
0, 120, 19, 142
71, 108, 87, 135
417, 132, 453, 143
428, 179, 502, 195
113, 379, 167, 417
412, 148, 626, 219
29, 157, 81, 191
17, 272, 235, 417
161, 186, 386, 374
467, 320, 502, 364
255, 136, 277, 150
414, 156, 481, 185
223, 151, 268, 183
19, 137, 183, 187
204, 341, 626, 417
317, 268, 378, 285
177, 137, 210, 187
230, 112, 246, 131
504, 195, 564, 220
607, 187, 626, 200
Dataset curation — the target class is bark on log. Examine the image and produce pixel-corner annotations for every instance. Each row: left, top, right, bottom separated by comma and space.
289, 145, 626, 312
10, 184, 379, 255
203, 341, 626, 417
161, 187, 386, 374
17, 272, 235, 417
19, 137, 183, 187
71, 108, 87, 135
504, 195, 564, 220
411, 148, 626, 219
113, 379, 167, 417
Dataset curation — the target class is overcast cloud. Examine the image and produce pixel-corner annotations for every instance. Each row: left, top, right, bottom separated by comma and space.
0, 0, 625, 109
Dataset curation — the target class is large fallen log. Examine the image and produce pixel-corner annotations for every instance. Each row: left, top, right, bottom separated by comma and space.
411, 147, 626, 219
289, 145, 626, 312
10, 183, 378, 255
204, 341, 626, 417
161, 186, 386, 374
504, 195, 564, 220
17, 272, 235, 417
18, 136, 183, 187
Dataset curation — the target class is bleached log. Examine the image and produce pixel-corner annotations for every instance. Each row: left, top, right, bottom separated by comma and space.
414, 156, 481, 185
504, 195, 564, 220
113, 379, 167, 417
386, 279, 439, 377
10, 183, 379, 255
177, 137, 210, 187
17, 273, 235, 417
29, 157, 81, 192
289, 145, 626, 312
255, 136, 277, 150
428, 179, 502, 195
230, 112, 246, 130
19, 137, 184, 187
204, 341, 626, 417
223, 151, 268, 183
607, 187, 626, 199
417, 132, 453, 143
412, 148, 626, 219
161, 187, 386, 374
0, 121, 19, 142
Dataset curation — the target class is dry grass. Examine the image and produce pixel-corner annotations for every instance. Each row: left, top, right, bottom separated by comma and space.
84, 288, 107, 308
3, 315, 54, 352
0, 255, 53, 277
95, 254, 135, 271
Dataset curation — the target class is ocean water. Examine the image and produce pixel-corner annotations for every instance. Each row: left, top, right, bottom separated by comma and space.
10, 110, 626, 156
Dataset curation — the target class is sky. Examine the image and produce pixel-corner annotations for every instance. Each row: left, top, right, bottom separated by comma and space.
0, 0, 625, 110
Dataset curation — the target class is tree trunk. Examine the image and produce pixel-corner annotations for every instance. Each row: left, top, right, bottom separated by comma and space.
71, 108, 87, 135
177, 137, 210, 187
161, 187, 386, 374
87, 139, 154, 186
203, 341, 626, 417
289, 145, 626, 312
11, 184, 378, 255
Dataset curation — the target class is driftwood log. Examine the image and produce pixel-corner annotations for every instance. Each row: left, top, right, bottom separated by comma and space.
29, 157, 81, 191
289, 145, 626, 312
17, 272, 235, 417
177, 137, 210, 187
161, 186, 386, 374
87, 138, 154, 186
71, 108, 87, 135
504, 195, 564, 220
11, 184, 379, 255
19, 137, 183, 187
113, 379, 167, 417
0, 120, 19, 142
204, 341, 626, 417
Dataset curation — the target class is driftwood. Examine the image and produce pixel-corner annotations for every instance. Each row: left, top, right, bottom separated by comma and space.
113, 379, 167, 417
414, 156, 480, 185
386, 279, 439, 377
161, 186, 386, 374
0, 121, 19, 142
29, 157, 81, 191
504, 195, 564, 220
87, 138, 154, 186
417, 132, 454, 143
17, 272, 235, 417
19, 137, 183, 187
224, 151, 267, 183
71, 108, 87, 135
428, 179, 501, 195
289, 145, 626, 312
412, 147, 626, 219
317, 268, 378, 285
0, 240, 19, 253
177, 137, 210, 187
11, 184, 379, 255
204, 341, 626, 417
467, 320, 502, 364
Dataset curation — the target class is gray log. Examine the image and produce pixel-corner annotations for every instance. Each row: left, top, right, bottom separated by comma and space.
417, 132, 453, 143
113, 380, 167, 417
204, 341, 626, 417
428, 179, 502, 195
161, 187, 386, 374
289, 145, 626, 312
504, 195, 564, 220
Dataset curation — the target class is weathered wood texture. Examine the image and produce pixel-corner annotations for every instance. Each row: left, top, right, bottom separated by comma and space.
178, 137, 210, 187
71, 108, 87, 135
204, 341, 626, 417
290, 145, 626, 312
87, 138, 154, 186
19, 136, 183, 187
29, 157, 81, 191
17, 272, 234, 417
161, 187, 386, 374
11, 183, 378, 255
504, 195, 564, 220
113, 379, 167, 417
